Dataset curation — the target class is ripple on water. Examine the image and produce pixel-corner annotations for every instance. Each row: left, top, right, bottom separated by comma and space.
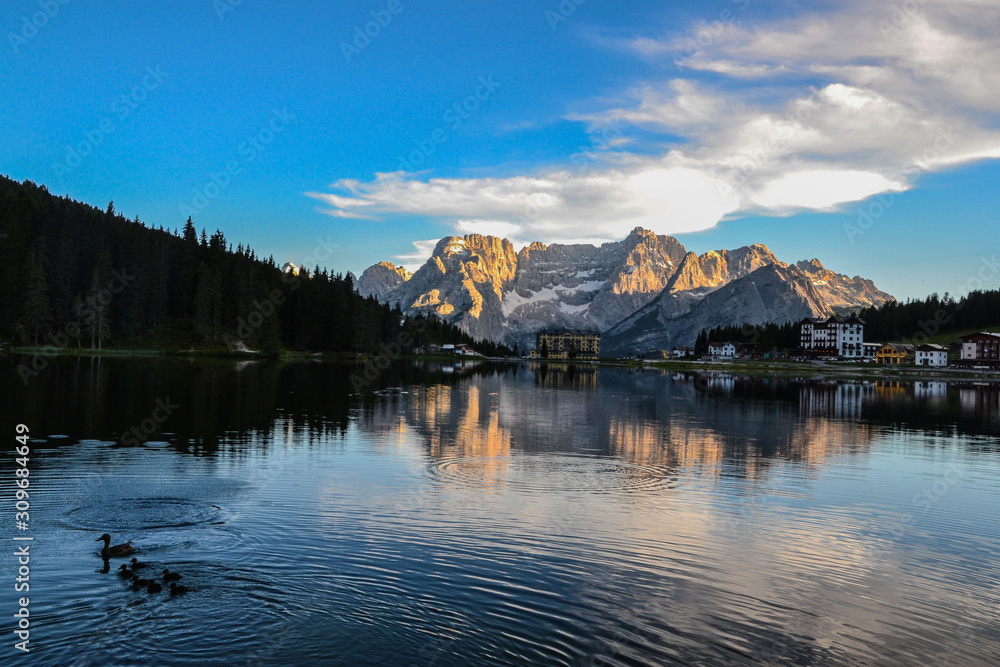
42, 561, 306, 667
61, 498, 227, 532
427, 453, 680, 495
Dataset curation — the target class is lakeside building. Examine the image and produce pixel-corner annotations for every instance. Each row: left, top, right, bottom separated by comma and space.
707, 342, 737, 360
530, 328, 600, 359
915, 344, 949, 367
877, 343, 915, 364
430, 343, 482, 357
960, 332, 1000, 364
799, 316, 866, 358
735, 343, 763, 359
862, 342, 880, 360
671, 346, 695, 359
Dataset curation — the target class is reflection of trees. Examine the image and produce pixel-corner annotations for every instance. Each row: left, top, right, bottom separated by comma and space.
5, 358, 996, 474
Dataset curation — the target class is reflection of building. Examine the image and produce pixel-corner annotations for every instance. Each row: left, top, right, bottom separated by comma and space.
960, 332, 1000, 364
529, 362, 599, 389
877, 343, 914, 365
957, 385, 1000, 418
531, 328, 600, 359
914, 381, 948, 401
704, 374, 736, 392
915, 344, 948, 367
800, 316, 865, 358
798, 382, 870, 421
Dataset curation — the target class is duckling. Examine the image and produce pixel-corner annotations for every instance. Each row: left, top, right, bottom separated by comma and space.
146, 581, 162, 593
130, 576, 151, 590
129, 557, 147, 570
162, 569, 181, 582
95, 534, 135, 559
168, 583, 189, 596
117, 564, 133, 578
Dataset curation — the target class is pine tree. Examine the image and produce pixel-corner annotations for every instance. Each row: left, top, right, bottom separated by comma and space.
85, 254, 113, 350
22, 258, 53, 345
193, 263, 223, 342
182, 217, 198, 245
71, 295, 86, 348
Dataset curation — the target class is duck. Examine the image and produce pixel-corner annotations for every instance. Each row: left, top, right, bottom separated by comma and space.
130, 576, 151, 590
129, 557, 147, 570
162, 569, 181, 582
95, 534, 135, 559
117, 564, 133, 578
168, 583, 189, 596
146, 581, 162, 594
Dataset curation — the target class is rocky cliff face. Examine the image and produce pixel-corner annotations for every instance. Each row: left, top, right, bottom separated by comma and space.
380, 235, 519, 342
364, 227, 894, 352
506, 228, 687, 338
794, 259, 894, 310
356, 262, 412, 299
601, 264, 834, 356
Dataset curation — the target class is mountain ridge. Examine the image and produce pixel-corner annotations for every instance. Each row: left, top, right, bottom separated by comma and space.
361, 227, 894, 353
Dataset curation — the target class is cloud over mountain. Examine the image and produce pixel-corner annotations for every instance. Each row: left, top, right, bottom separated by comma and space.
310, 0, 1000, 259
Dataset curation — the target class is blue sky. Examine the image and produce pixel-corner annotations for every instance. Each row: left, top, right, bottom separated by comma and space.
1, 0, 998, 301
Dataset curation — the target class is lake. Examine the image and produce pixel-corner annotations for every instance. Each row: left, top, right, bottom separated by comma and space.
1, 357, 999, 665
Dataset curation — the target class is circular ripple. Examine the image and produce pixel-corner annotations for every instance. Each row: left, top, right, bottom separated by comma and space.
428, 455, 678, 495
62, 498, 227, 532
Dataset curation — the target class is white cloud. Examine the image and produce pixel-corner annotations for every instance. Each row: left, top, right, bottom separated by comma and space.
394, 239, 440, 273
753, 170, 901, 211
311, 0, 1000, 248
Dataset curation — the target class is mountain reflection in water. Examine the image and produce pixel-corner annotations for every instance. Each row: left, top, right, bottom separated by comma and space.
1, 356, 998, 666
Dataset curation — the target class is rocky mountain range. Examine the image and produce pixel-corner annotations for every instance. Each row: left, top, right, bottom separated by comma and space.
356, 261, 412, 298
358, 228, 894, 354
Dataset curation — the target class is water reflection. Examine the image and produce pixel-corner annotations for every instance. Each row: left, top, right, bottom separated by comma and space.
2, 356, 999, 665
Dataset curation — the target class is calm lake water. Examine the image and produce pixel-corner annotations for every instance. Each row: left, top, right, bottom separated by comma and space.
1, 357, 999, 666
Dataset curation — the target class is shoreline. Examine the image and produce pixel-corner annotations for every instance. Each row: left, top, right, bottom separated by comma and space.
516, 357, 1000, 383
4, 347, 999, 383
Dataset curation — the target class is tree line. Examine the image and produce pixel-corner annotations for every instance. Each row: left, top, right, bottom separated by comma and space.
856, 291, 1000, 343
694, 322, 800, 354
694, 290, 1000, 354
0, 175, 510, 356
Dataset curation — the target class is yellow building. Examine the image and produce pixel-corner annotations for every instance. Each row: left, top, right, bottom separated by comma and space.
532, 328, 600, 359
876, 343, 914, 365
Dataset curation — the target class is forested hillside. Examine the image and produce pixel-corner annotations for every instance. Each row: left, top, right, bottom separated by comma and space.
0, 176, 509, 356
857, 291, 1000, 343
694, 291, 1000, 352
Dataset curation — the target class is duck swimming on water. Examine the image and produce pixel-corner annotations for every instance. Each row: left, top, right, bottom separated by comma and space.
147, 581, 162, 594
168, 583, 189, 596
117, 564, 133, 578
129, 557, 147, 570
162, 569, 181, 582
95, 534, 135, 559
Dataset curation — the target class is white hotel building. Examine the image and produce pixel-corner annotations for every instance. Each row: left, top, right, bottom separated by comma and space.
800, 316, 866, 358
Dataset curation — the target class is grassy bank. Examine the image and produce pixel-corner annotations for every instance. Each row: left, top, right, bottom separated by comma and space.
521, 356, 1000, 382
